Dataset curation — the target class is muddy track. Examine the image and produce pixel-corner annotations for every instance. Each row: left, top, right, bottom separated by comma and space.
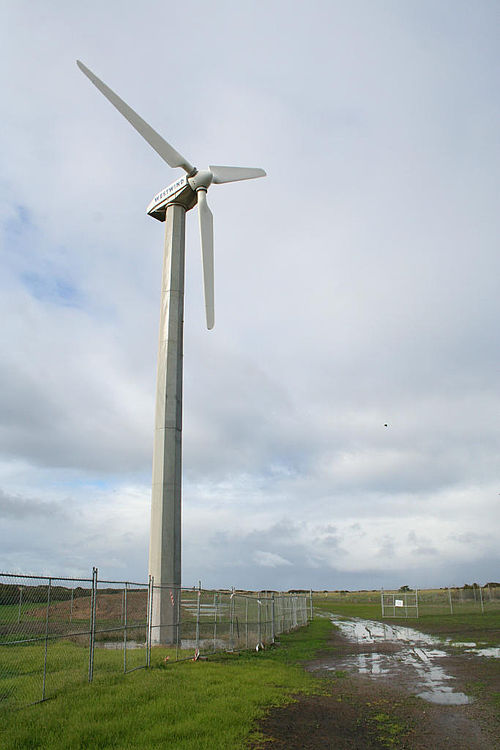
250, 618, 500, 749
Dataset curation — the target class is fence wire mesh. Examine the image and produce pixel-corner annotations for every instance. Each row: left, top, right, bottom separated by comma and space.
0, 574, 96, 708
0, 571, 310, 711
148, 586, 308, 659
380, 585, 500, 617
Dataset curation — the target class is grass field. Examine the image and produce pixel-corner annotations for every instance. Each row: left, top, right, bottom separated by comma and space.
0, 619, 332, 749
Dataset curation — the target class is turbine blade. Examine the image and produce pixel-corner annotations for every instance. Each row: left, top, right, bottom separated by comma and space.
197, 190, 215, 330
209, 166, 266, 184
76, 61, 194, 173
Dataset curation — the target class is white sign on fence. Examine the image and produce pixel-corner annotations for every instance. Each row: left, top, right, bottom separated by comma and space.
395, 599, 404, 607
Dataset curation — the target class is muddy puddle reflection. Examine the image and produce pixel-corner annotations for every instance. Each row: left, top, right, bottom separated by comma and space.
313, 616, 479, 705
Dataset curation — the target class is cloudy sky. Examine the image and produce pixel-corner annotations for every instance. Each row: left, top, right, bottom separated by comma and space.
1, 1, 499, 591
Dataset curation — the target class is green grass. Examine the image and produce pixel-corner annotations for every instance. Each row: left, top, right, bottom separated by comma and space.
1, 620, 331, 749
315, 601, 378, 620
367, 709, 409, 748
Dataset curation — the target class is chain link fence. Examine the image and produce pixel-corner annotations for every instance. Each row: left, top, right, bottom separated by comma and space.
381, 585, 500, 617
149, 584, 309, 658
0, 570, 310, 711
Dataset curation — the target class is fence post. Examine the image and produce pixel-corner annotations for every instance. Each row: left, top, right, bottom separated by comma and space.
245, 598, 248, 649
271, 593, 275, 643
381, 588, 385, 617
229, 588, 235, 650
309, 589, 313, 621
88, 567, 98, 683
175, 586, 181, 662
213, 592, 218, 651
147, 575, 153, 667
479, 585, 484, 614
415, 588, 419, 618
448, 587, 453, 615
258, 598, 262, 646
123, 583, 128, 673
42, 578, 52, 701
196, 585, 201, 652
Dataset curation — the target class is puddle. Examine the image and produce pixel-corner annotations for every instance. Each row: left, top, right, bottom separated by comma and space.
314, 616, 479, 706
330, 617, 500, 659
96, 640, 145, 650
180, 638, 226, 650
96, 637, 226, 650
331, 617, 442, 647
465, 646, 500, 658
352, 652, 388, 675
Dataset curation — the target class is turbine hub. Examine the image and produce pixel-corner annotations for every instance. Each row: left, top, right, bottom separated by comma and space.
188, 169, 213, 192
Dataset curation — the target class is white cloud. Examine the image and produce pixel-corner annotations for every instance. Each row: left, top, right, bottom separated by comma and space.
254, 551, 293, 568
0, 0, 499, 589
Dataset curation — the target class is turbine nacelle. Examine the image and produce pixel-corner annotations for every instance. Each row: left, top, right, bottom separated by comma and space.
146, 175, 197, 219
76, 60, 266, 330
146, 170, 215, 219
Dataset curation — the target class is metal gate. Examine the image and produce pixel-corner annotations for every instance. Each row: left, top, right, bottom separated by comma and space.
381, 589, 419, 618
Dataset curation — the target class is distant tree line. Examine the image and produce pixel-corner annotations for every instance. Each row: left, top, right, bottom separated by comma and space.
462, 582, 499, 589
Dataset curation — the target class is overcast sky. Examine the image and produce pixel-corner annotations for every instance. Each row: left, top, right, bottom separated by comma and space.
1, 1, 499, 591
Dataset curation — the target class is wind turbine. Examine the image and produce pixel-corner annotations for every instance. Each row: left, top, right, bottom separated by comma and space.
77, 61, 266, 643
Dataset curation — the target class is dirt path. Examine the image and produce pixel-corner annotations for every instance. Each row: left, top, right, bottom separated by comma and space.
250, 618, 500, 749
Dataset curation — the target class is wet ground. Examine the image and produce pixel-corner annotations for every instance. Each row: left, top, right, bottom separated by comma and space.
251, 615, 500, 749
313, 616, 480, 705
